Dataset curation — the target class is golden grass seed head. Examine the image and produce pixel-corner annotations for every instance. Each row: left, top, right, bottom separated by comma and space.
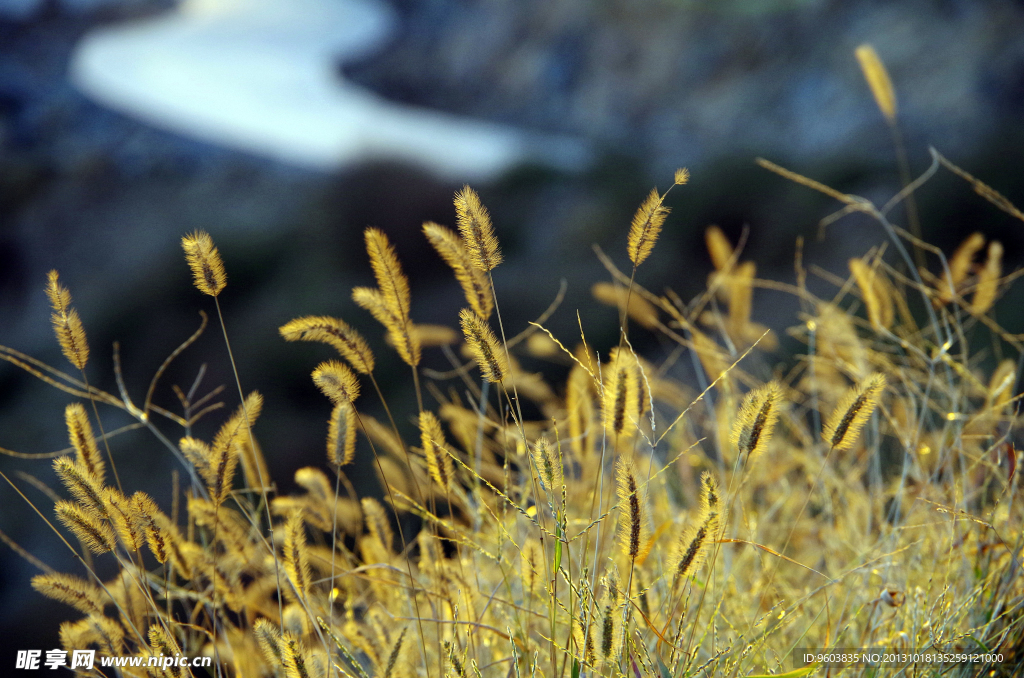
699, 471, 725, 528
597, 573, 625, 668
671, 511, 717, 585
987, 358, 1017, 413
254, 617, 284, 667
279, 315, 375, 374
419, 410, 453, 491
207, 438, 242, 507
730, 381, 783, 461
454, 185, 502, 272
59, 616, 123, 656
327, 401, 358, 466
312, 359, 361, 405
627, 187, 670, 268
281, 632, 312, 678
179, 435, 212, 478
212, 391, 264, 452
849, 257, 894, 331
459, 308, 508, 383
383, 627, 407, 678
181, 230, 227, 296
674, 167, 690, 185
361, 496, 393, 553
102, 487, 143, 552
55, 499, 116, 554
364, 227, 412, 325
823, 373, 886, 451
531, 434, 562, 496
855, 43, 897, 122
283, 512, 311, 602
567, 363, 596, 461
87, 615, 127, 654
398, 323, 460, 347
603, 361, 631, 437
53, 456, 107, 516
44, 269, 71, 312
521, 538, 543, 597
940, 232, 986, 304
147, 626, 183, 678
615, 457, 651, 562
64, 403, 104, 483
46, 270, 89, 370
131, 491, 169, 563
602, 349, 643, 438
424, 221, 494, 319
352, 286, 421, 367
727, 260, 756, 337
971, 240, 1003, 315
294, 466, 333, 502
705, 225, 735, 272
31, 573, 107, 616
572, 620, 596, 666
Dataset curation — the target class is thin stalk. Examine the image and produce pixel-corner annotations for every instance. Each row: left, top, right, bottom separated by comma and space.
213, 297, 285, 638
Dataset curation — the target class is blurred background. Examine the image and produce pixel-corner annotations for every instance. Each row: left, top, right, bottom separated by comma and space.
3, 0, 1024, 664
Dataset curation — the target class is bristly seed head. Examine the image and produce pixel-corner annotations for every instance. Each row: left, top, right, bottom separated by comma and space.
823, 373, 886, 451
419, 410, 453, 491
424, 221, 494, 319
531, 435, 562, 497
730, 381, 784, 461
459, 308, 508, 383
45, 270, 89, 370
615, 457, 651, 562
627, 187, 670, 268
312, 360, 361, 405
454, 185, 502, 273
181, 230, 227, 297
327, 401, 358, 466
279, 315, 375, 374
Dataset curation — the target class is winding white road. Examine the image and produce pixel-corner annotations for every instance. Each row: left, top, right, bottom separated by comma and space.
70, 0, 587, 179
